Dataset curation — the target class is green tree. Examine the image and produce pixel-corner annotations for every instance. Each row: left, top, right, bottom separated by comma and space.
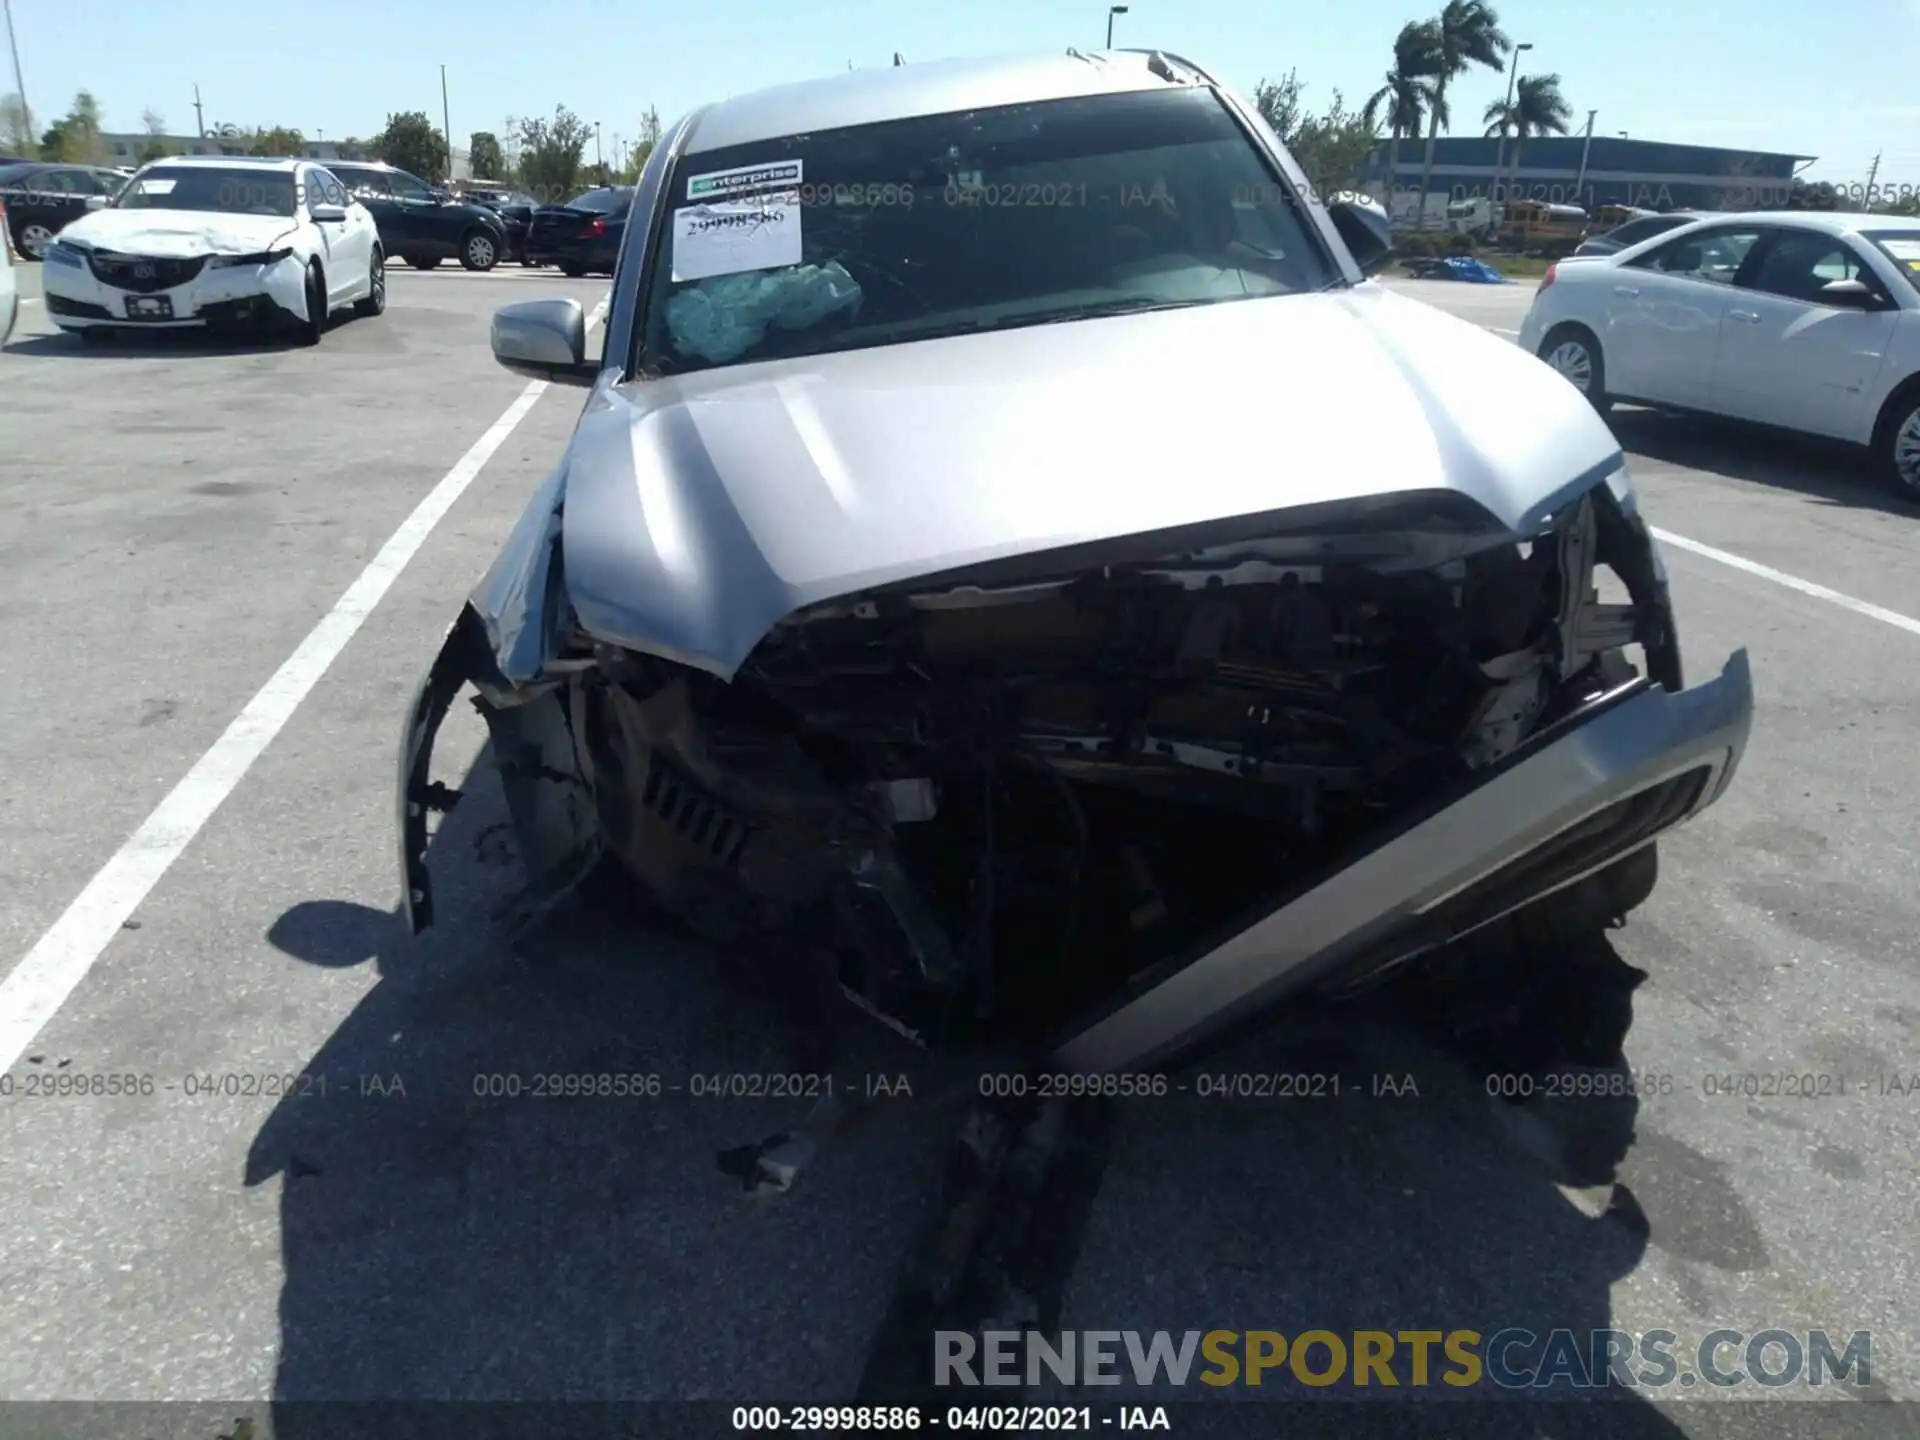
132, 108, 169, 163
1483, 73, 1572, 208
0, 93, 33, 153
1876, 192, 1920, 217
515, 106, 592, 204
1253, 72, 1380, 203
41, 90, 107, 164
468, 130, 506, 181
1292, 91, 1382, 201
1364, 22, 1440, 220
1414, 1, 1511, 230
247, 126, 307, 158
372, 110, 448, 181
621, 104, 662, 181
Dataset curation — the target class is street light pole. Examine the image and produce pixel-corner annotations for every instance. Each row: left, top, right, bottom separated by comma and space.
440, 64, 452, 181
1492, 40, 1531, 207
3, 0, 30, 143
1106, 5, 1128, 48
1572, 108, 1598, 205
595, 120, 604, 171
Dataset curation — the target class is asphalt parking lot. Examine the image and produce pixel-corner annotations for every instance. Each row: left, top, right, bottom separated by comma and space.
2, 263, 1918, 1437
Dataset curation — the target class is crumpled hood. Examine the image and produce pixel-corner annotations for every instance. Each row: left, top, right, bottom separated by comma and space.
57, 208, 297, 257
556, 283, 1623, 678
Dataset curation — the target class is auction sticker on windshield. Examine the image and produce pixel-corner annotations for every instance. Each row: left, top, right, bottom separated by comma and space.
671, 194, 802, 281
1881, 237, 1920, 273
686, 160, 803, 202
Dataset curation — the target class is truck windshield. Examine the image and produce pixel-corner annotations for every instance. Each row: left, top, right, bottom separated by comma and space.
639, 86, 1331, 373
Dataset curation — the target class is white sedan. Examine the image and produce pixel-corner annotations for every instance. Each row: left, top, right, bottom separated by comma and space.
0, 199, 17, 346
1519, 211, 1920, 498
40, 156, 384, 345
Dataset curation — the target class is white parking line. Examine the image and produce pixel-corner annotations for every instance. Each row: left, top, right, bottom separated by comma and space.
0, 379, 550, 1074
1651, 528, 1920, 638
1476, 322, 1920, 639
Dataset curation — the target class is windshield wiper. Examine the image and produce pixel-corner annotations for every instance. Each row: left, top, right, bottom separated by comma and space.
1012, 296, 1209, 326
759, 296, 1221, 362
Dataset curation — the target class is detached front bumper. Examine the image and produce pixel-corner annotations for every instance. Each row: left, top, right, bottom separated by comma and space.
1052, 648, 1753, 1072
41, 249, 307, 329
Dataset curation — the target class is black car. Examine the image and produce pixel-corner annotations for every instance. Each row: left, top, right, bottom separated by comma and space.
326, 161, 509, 271
0, 163, 124, 259
1570, 210, 1699, 258
524, 186, 633, 276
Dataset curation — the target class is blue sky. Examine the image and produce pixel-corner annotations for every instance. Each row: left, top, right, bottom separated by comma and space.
6, 0, 1918, 185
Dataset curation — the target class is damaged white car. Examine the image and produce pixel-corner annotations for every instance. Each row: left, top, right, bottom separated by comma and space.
41, 156, 383, 344
401, 50, 1753, 1073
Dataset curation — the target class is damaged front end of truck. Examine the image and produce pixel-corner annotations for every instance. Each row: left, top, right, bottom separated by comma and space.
400, 454, 1750, 1074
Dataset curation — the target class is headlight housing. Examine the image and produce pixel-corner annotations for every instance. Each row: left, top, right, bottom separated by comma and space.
1602, 462, 1639, 517
44, 240, 86, 268
1602, 462, 1667, 583
208, 247, 294, 269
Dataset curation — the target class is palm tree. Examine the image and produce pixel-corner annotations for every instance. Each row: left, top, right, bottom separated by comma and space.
1364, 21, 1442, 221
1414, 0, 1512, 230
1484, 74, 1573, 212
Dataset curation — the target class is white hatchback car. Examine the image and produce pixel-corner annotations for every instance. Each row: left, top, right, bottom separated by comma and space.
40, 156, 384, 344
1519, 211, 1920, 498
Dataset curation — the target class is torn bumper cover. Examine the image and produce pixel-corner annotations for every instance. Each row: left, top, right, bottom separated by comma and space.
398, 478, 1752, 1073
1053, 648, 1749, 1071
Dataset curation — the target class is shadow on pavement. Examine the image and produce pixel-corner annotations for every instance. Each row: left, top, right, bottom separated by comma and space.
245, 744, 1761, 1437
3, 311, 378, 359
1611, 409, 1916, 516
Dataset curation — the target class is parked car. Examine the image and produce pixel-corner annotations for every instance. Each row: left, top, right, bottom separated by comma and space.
326, 160, 508, 271
0, 162, 125, 258
1571, 210, 1699, 258
0, 199, 18, 345
1521, 211, 1920, 497
401, 49, 1751, 1080
523, 185, 633, 275
41, 157, 384, 344
457, 181, 540, 263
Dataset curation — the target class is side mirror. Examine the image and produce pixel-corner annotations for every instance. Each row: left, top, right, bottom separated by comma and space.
429, 190, 452, 204
1328, 198, 1393, 276
84, 194, 108, 211
1818, 277, 1881, 310
310, 202, 347, 223
492, 298, 597, 385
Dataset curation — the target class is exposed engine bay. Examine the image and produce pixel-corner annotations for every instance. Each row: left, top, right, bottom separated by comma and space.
435, 484, 1684, 1059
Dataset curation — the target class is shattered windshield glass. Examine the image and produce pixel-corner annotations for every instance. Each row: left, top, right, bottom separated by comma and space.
640, 87, 1333, 370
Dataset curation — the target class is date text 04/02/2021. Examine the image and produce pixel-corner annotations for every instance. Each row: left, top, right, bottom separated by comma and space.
730, 1405, 1170, 1431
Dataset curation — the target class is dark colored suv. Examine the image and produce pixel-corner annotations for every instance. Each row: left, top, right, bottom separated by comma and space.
327, 161, 510, 271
